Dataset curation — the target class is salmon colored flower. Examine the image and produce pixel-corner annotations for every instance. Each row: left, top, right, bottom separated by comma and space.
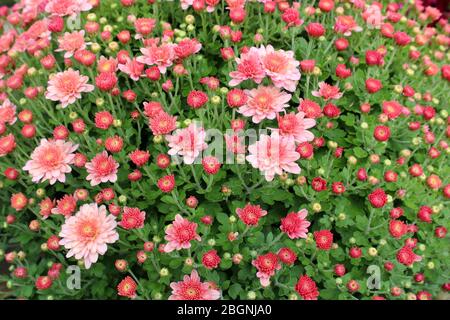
118, 58, 145, 81
0, 99, 17, 125
312, 82, 343, 100
56, 30, 87, 58
23, 139, 78, 185
119, 207, 146, 230
166, 123, 208, 164
258, 44, 300, 92
334, 15, 362, 36
0, 134, 16, 157
45, 69, 94, 108
164, 214, 201, 253
59, 203, 119, 269
137, 43, 176, 74
246, 131, 300, 181
117, 276, 137, 298
85, 151, 119, 186
149, 111, 177, 135
174, 38, 202, 60
238, 85, 291, 123
277, 112, 316, 143
169, 270, 220, 300
45, 0, 93, 17
229, 47, 265, 87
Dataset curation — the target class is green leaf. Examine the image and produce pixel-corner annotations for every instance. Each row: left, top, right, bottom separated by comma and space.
228, 283, 242, 299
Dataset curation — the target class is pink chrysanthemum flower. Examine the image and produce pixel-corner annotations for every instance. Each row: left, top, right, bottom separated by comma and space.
23, 139, 79, 185
59, 203, 119, 269
118, 58, 145, 81
0, 98, 17, 125
258, 45, 301, 92
134, 18, 156, 39
137, 43, 176, 74
169, 270, 220, 300
229, 47, 265, 87
280, 209, 311, 239
334, 15, 363, 36
312, 81, 343, 100
85, 151, 119, 186
252, 252, 281, 287
236, 204, 268, 226
225, 133, 246, 155
149, 111, 177, 135
238, 85, 291, 124
164, 214, 201, 253
174, 38, 202, 60
166, 123, 208, 164
97, 56, 118, 73
277, 112, 316, 143
51, 194, 77, 217
362, 4, 385, 29
119, 207, 146, 230
45, 0, 93, 17
180, 0, 194, 10
45, 68, 94, 108
246, 131, 301, 181
56, 30, 87, 58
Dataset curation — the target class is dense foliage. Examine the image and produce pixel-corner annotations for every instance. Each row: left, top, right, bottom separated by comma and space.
0, 0, 449, 300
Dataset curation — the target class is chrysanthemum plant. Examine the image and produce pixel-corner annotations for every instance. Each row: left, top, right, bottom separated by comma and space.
0, 0, 449, 300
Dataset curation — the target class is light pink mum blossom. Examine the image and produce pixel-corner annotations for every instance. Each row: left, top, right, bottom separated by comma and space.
312, 82, 343, 100
59, 203, 119, 269
174, 38, 202, 60
164, 214, 201, 253
225, 133, 246, 155
280, 209, 311, 239
229, 47, 266, 87
258, 45, 300, 92
166, 123, 208, 164
56, 30, 87, 58
0, 99, 17, 125
169, 270, 220, 300
97, 56, 118, 73
238, 85, 291, 123
362, 4, 385, 29
137, 43, 176, 74
180, 0, 194, 10
45, 68, 94, 108
334, 15, 363, 36
118, 58, 145, 81
85, 151, 119, 186
45, 0, 93, 17
246, 131, 301, 181
23, 139, 79, 185
277, 112, 316, 143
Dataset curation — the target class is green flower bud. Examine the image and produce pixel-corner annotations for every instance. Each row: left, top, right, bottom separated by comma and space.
211, 96, 221, 105
185, 15, 195, 25
96, 98, 105, 107
87, 13, 97, 21
160, 268, 169, 276
118, 195, 127, 204
153, 135, 163, 144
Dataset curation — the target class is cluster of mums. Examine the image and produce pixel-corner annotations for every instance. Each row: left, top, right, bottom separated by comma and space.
0, 0, 449, 300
